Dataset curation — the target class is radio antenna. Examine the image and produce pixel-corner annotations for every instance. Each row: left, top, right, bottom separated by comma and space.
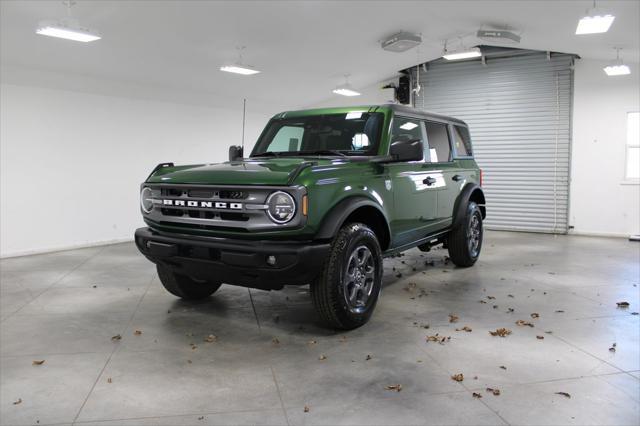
241, 98, 246, 151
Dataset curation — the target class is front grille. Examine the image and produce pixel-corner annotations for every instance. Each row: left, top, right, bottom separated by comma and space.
145, 184, 305, 232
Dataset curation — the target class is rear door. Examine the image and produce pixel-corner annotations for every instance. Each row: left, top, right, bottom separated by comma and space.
422, 121, 459, 225
386, 116, 439, 246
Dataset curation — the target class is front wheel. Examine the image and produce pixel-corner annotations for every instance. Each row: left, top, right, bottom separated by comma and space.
311, 223, 383, 330
156, 264, 222, 300
448, 201, 483, 267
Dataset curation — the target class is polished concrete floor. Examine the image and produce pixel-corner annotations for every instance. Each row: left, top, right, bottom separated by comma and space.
0, 231, 638, 426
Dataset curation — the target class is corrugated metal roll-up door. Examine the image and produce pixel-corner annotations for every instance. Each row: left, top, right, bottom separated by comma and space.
412, 51, 575, 233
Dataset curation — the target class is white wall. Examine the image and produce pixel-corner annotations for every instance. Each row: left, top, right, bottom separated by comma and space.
0, 84, 273, 257
569, 59, 640, 237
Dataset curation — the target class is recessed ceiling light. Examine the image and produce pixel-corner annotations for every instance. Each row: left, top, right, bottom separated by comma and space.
576, 2, 615, 35
220, 65, 260, 75
333, 74, 360, 97
35, 2, 100, 43
36, 20, 101, 42
576, 14, 615, 34
604, 48, 631, 76
443, 47, 482, 61
333, 87, 361, 97
604, 64, 630, 76
220, 46, 261, 76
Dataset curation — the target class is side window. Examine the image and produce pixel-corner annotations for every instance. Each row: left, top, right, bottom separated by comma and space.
391, 117, 424, 160
267, 126, 304, 152
452, 125, 473, 157
424, 122, 451, 163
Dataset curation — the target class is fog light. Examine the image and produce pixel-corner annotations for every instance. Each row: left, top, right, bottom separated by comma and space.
266, 255, 277, 266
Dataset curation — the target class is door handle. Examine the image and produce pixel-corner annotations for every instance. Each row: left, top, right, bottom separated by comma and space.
423, 176, 437, 186
452, 174, 463, 181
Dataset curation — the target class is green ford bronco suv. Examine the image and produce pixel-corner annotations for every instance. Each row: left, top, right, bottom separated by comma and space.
135, 104, 486, 329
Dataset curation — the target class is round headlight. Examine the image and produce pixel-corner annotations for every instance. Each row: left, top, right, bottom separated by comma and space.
266, 191, 296, 224
140, 187, 154, 214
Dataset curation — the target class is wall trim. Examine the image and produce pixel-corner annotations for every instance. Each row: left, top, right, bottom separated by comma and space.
0, 238, 134, 259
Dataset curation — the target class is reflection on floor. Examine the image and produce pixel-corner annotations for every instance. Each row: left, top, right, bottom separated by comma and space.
1, 231, 639, 426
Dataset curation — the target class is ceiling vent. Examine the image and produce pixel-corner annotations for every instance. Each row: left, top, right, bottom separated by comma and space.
381, 32, 422, 53
476, 29, 521, 44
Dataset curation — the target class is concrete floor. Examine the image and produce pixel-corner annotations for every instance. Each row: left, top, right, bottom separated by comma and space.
0, 231, 638, 426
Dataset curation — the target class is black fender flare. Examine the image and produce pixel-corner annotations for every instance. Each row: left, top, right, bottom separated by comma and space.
315, 196, 391, 243
452, 184, 486, 229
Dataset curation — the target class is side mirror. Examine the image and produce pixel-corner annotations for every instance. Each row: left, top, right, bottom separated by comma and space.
229, 145, 243, 162
389, 138, 423, 162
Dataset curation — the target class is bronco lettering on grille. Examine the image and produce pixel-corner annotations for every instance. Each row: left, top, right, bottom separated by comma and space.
161, 199, 242, 209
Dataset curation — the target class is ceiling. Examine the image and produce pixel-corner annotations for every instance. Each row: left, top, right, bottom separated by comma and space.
1, 0, 638, 110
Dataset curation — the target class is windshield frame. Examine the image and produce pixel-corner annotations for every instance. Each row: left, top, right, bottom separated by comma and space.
250, 112, 385, 158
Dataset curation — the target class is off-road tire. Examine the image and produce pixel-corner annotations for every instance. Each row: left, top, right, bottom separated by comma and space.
156, 264, 222, 300
311, 223, 383, 330
448, 201, 483, 267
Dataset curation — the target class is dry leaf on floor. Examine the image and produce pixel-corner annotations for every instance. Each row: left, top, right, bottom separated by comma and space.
455, 326, 472, 332
366, 354, 372, 361
426, 334, 451, 344
515, 320, 534, 327
134, 330, 142, 336
507, 308, 515, 313
107, 378, 112, 383
272, 337, 280, 345
609, 343, 617, 352
307, 339, 318, 346
555, 310, 565, 313
478, 300, 487, 304
489, 328, 512, 337
304, 405, 310, 413
486, 387, 501, 396
190, 343, 198, 350
340, 335, 348, 342
555, 392, 571, 398
319, 354, 327, 361
487, 296, 496, 300
404, 282, 417, 291
449, 314, 459, 323
111, 334, 122, 341
530, 313, 540, 318
204, 335, 217, 343
198, 416, 204, 421
616, 302, 630, 308
472, 392, 482, 398
451, 373, 464, 382
499, 365, 507, 370
385, 384, 402, 392
536, 335, 545, 340
32, 360, 45, 366
13, 398, 22, 405
187, 359, 192, 364
508, 294, 514, 298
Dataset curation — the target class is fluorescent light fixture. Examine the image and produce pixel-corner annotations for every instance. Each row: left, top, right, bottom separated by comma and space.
333, 86, 360, 97
576, 14, 615, 34
604, 64, 631, 76
36, 20, 100, 42
443, 47, 482, 61
219, 64, 260, 75
400, 122, 419, 130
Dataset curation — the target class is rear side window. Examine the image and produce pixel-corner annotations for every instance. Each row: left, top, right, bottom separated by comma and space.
424, 122, 451, 163
452, 125, 473, 157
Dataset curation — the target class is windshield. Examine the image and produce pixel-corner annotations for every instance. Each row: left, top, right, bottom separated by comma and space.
251, 112, 384, 157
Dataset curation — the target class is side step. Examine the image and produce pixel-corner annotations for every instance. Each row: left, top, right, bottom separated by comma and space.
383, 229, 450, 258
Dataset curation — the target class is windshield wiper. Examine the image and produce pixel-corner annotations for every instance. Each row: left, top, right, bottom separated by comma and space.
295, 150, 347, 157
252, 151, 282, 158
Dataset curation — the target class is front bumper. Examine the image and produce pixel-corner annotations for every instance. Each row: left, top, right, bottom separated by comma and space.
134, 227, 329, 290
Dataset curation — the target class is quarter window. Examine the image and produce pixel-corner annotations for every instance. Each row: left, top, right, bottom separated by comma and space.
626, 112, 639, 180
424, 122, 451, 163
452, 125, 473, 157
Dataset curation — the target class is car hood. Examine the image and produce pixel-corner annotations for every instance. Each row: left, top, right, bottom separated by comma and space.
146, 157, 338, 186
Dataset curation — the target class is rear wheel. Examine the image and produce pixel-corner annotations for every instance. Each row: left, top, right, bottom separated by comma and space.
311, 223, 383, 330
448, 201, 483, 267
156, 264, 222, 300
